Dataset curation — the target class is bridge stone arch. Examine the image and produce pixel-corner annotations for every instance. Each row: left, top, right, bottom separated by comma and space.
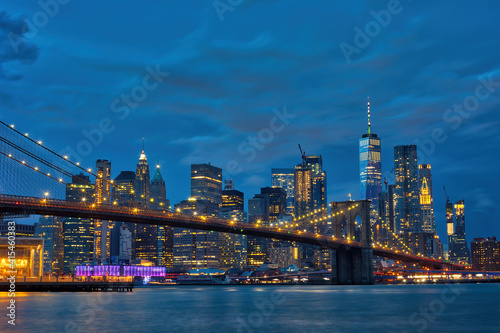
331, 200, 371, 247
330, 200, 373, 285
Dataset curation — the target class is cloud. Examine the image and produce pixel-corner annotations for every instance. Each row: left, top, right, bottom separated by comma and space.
0, 11, 39, 80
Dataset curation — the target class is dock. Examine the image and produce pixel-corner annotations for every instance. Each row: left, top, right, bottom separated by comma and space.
0, 281, 134, 292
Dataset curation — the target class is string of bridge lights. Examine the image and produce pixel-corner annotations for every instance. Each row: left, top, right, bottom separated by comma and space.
0, 135, 74, 180
1, 121, 103, 180
378, 223, 414, 253
269, 203, 360, 229
388, 232, 415, 254
0, 151, 67, 185
372, 222, 415, 255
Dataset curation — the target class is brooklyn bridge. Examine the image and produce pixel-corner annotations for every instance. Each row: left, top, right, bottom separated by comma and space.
0, 120, 465, 285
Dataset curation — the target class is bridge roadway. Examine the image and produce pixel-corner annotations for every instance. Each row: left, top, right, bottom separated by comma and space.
0, 195, 464, 270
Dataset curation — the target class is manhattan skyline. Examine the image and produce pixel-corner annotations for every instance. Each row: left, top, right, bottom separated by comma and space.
0, 0, 498, 245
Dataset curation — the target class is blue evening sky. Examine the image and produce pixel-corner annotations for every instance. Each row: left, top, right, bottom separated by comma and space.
0, 0, 499, 242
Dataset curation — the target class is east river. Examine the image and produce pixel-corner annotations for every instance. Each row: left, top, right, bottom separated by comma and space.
1, 284, 499, 332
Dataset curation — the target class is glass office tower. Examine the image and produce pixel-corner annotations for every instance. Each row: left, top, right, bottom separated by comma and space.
359, 98, 382, 227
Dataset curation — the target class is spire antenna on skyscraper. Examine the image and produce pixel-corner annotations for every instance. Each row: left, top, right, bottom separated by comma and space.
367, 97, 371, 135
139, 138, 147, 161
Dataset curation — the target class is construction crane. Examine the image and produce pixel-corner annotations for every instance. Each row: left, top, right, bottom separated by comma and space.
383, 168, 395, 190
443, 185, 449, 204
298, 144, 307, 166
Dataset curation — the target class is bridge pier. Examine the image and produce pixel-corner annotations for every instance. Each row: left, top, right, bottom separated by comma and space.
331, 246, 373, 285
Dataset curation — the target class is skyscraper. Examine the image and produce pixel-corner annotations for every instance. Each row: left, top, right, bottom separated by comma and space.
260, 187, 287, 222
151, 164, 169, 209
134, 148, 158, 264
271, 168, 295, 215
111, 171, 136, 262
294, 164, 313, 218
224, 179, 235, 190
471, 237, 500, 271
63, 173, 94, 272
394, 145, 420, 232
94, 159, 112, 263
191, 163, 222, 203
378, 182, 395, 237
294, 157, 318, 268
173, 163, 223, 271
173, 199, 220, 271
221, 189, 244, 214
446, 199, 454, 260
0, 220, 36, 237
219, 184, 247, 271
118, 224, 133, 263
113, 171, 135, 205
359, 98, 382, 227
306, 155, 327, 211
95, 160, 112, 205
35, 216, 64, 273
418, 164, 436, 232
248, 195, 269, 224
260, 186, 289, 265
450, 200, 470, 264
150, 164, 173, 267
247, 194, 270, 267
134, 147, 150, 206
